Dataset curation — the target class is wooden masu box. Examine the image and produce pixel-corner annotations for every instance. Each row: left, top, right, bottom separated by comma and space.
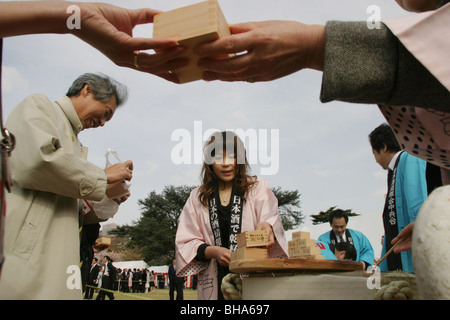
153, 0, 232, 83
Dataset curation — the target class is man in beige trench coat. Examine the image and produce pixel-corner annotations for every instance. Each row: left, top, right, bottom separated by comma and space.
0, 73, 133, 300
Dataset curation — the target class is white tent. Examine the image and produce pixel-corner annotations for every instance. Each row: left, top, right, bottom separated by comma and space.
148, 265, 169, 273
112, 260, 150, 270
285, 213, 384, 260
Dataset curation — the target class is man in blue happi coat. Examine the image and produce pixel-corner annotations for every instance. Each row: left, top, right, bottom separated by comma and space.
317, 209, 374, 270
369, 123, 429, 273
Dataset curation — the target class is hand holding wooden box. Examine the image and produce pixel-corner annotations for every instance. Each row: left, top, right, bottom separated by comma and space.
237, 230, 270, 248
153, 0, 232, 83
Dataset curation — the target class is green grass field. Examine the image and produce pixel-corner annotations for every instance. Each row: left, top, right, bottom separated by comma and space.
90, 288, 198, 300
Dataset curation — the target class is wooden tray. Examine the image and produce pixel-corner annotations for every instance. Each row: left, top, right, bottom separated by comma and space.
229, 258, 365, 274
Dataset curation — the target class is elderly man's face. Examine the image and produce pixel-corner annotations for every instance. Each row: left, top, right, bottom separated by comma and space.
75, 85, 117, 130
395, 0, 441, 12
82, 95, 116, 130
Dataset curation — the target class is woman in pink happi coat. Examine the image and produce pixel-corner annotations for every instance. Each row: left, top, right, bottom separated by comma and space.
175, 131, 288, 300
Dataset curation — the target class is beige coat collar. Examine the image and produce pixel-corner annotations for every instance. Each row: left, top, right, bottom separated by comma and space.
55, 96, 83, 134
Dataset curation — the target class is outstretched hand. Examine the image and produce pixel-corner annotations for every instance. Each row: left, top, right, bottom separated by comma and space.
195, 20, 326, 83
0, 1, 189, 82
75, 3, 188, 82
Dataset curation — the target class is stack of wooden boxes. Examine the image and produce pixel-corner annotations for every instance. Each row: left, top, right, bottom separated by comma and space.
153, 0, 232, 83
231, 230, 269, 261
288, 231, 325, 260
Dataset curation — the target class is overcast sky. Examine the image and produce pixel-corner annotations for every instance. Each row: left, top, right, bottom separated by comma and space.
1, 0, 412, 236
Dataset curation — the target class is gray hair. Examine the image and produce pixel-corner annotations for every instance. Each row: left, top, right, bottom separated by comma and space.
66, 73, 128, 106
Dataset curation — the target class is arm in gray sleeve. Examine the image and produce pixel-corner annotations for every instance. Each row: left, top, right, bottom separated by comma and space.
320, 21, 450, 111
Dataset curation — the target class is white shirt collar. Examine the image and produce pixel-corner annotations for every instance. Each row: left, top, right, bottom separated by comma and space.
334, 231, 346, 242
388, 151, 403, 171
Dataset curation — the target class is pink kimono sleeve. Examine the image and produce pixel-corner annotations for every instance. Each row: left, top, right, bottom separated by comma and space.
384, 3, 450, 91
175, 189, 210, 277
